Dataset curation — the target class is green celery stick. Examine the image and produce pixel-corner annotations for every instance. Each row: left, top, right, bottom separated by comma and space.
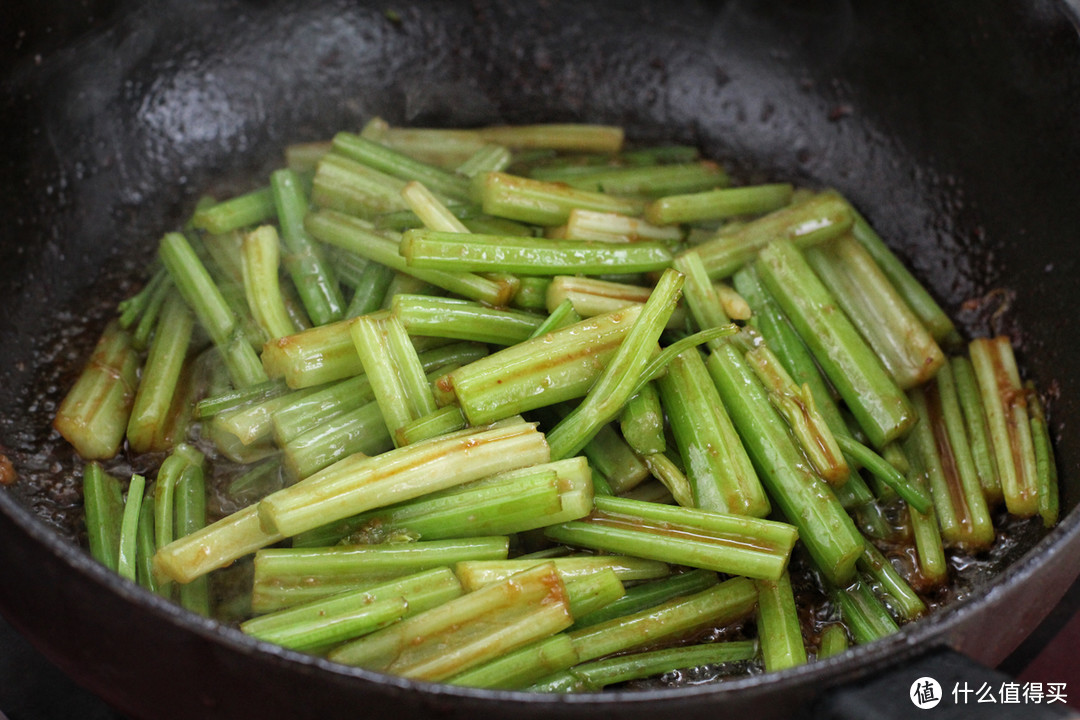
846, 203, 955, 341
456, 144, 512, 178
332, 131, 472, 203
833, 579, 899, 645
645, 183, 792, 225
857, 542, 926, 622
532, 162, 728, 197
563, 568, 626, 619
1027, 382, 1059, 528
546, 495, 796, 581
931, 361, 997, 538
401, 228, 672, 276
159, 232, 268, 388
130, 272, 175, 351
305, 209, 517, 306
285, 140, 331, 173
392, 294, 543, 345
241, 225, 302, 341
282, 389, 435, 478
153, 503, 284, 585
327, 562, 574, 681
126, 293, 194, 454
396, 405, 468, 446
566, 577, 758, 664
195, 378, 292, 420
745, 343, 850, 486
153, 443, 204, 552
400, 179, 473, 232
439, 306, 642, 425
619, 382, 666, 456
575, 420, 651, 494
706, 341, 865, 585
266, 597, 409, 653
258, 421, 550, 537
951, 355, 1002, 505
561, 209, 684, 245
571, 569, 718, 631
817, 623, 850, 659
269, 376, 373, 445
834, 434, 931, 513
640, 452, 695, 507
261, 317, 365, 389
902, 443, 949, 587
118, 266, 168, 330
477, 124, 624, 153
544, 275, 686, 328
479, 171, 644, 226
311, 152, 410, 217
83, 462, 124, 571
546, 268, 683, 460
673, 249, 731, 346
175, 464, 210, 615
906, 385, 994, 550
454, 555, 669, 593
345, 260, 396, 318
683, 191, 853, 279
658, 348, 769, 516
116, 474, 146, 582
755, 571, 807, 672
369, 121, 487, 167
969, 336, 1039, 517
269, 343, 484, 443
755, 240, 914, 448
251, 538, 507, 613
192, 187, 276, 234
272, 167, 348, 325
294, 458, 592, 546
448, 634, 579, 689
350, 313, 437, 446
804, 234, 944, 389
210, 386, 319, 450
54, 321, 140, 460
134, 493, 160, 594
242, 568, 463, 652
529, 641, 758, 693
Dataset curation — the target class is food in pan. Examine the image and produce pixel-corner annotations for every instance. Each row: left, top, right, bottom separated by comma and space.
50, 121, 1058, 690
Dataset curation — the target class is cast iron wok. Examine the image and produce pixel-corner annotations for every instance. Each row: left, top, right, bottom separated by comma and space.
2, 1, 1080, 718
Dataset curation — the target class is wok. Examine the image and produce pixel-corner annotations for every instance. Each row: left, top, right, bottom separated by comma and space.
2, 1, 1079, 718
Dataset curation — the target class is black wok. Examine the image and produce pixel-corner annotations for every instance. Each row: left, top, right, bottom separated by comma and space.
2, 1, 1080, 718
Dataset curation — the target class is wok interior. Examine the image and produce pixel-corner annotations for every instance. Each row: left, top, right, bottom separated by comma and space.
2, 0, 1080, 717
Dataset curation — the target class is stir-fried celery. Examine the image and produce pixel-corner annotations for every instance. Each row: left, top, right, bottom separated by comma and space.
49, 122, 1060, 695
